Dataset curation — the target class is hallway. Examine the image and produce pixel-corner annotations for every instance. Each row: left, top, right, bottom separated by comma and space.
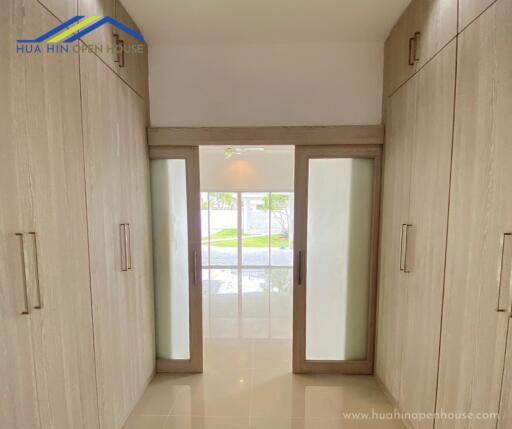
123, 269, 404, 429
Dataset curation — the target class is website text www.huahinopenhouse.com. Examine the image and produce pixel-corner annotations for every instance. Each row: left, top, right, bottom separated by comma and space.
341, 408, 499, 422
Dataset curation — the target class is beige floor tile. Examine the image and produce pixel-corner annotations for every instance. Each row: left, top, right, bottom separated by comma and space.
131, 375, 188, 416
164, 416, 251, 429
203, 338, 253, 373
122, 414, 167, 429
250, 417, 336, 429
250, 370, 395, 420
252, 339, 292, 370
168, 372, 253, 418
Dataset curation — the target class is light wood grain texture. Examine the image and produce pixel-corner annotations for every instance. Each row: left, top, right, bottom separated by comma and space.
498, 323, 512, 429
24, 12, 100, 429
400, 40, 456, 429
375, 75, 416, 399
459, 0, 497, 31
414, 0, 457, 69
37, 0, 77, 22
292, 145, 381, 374
80, 47, 155, 429
78, 0, 117, 68
149, 147, 204, 374
436, 2, 512, 428
148, 126, 384, 147
384, 0, 457, 97
114, 0, 149, 99
0, 2, 41, 427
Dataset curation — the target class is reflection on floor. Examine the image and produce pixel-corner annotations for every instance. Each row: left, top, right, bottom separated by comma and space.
123, 268, 404, 429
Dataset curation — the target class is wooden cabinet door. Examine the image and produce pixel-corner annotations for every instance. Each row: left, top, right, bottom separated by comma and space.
114, 0, 149, 99
459, 0, 496, 31
498, 325, 512, 429
414, 0, 457, 69
123, 87, 155, 389
80, 51, 133, 429
436, 2, 512, 428
376, 76, 416, 399
24, 10, 100, 428
383, 2, 418, 96
37, 0, 77, 23
400, 41, 456, 429
0, 2, 41, 427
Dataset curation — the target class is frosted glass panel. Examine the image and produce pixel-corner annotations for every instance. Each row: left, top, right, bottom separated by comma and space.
151, 159, 190, 360
305, 158, 374, 361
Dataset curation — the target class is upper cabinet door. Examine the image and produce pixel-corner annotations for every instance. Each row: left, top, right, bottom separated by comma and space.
436, 2, 512, 428
0, 1, 41, 428
400, 41, 456, 429
114, 0, 149, 98
459, 0, 496, 30
384, 0, 457, 96
78, 0, 117, 68
37, 0, 77, 23
414, 0, 457, 69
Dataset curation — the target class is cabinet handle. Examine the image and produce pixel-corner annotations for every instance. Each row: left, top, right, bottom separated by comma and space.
29, 232, 42, 309
400, 224, 406, 271
126, 223, 132, 270
400, 224, 412, 273
297, 250, 303, 285
408, 37, 416, 66
192, 250, 198, 285
120, 224, 128, 272
408, 32, 421, 66
113, 35, 125, 68
15, 233, 30, 315
497, 233, 512, 314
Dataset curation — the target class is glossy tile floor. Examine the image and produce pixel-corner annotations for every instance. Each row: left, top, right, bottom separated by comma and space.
124, 268, 404, 429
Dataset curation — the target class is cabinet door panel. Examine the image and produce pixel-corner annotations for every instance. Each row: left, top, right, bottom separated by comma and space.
401, 41, 456, 429
0, 2, 40, 428
459, 0, 496, 30
114, 0, 149, 98
376, 78, 416, 398
415, 0, 457, 69
436, 2, 512, 428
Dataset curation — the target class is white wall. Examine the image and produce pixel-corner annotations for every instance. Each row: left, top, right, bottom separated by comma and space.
199, 146, 294, 191
149, 42, 384, 126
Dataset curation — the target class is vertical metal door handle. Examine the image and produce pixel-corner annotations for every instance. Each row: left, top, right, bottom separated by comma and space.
120, 224, 128, 272
413, 32, 421, 62
192, 251, 198, 285
126, 223, 132, 270
29, 232, 42, 309
403, 224, 412, 274
297, 251, 303, 285
408, 37, 416, 66
400, 224, 406, 271
15, 233, 30, 315
497, 233, 512, 314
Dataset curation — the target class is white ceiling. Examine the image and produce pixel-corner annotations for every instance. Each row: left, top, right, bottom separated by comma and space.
121, 0, 410, 45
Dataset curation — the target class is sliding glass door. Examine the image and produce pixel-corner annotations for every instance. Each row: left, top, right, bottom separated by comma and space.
293, 146, 381, 373
150, 147, 203, 373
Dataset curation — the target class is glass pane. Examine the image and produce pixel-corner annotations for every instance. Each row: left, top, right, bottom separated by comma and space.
305, 158, 374, 361
209, 192, 238, 266
204, 269, 239, 338
270, 192, 294, 266
242, 193, 270, 266
201, 193, 209, 266
151, 159, 190, 360
269, 268, 293, 339
241, 268, 269, 338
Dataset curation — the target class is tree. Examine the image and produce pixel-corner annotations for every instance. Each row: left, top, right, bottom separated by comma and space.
208, 192, 237, 209
259, 194, 292, 238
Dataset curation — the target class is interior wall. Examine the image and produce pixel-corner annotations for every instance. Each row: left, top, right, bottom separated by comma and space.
149, 42, 384, 126
199, 146, 295, 191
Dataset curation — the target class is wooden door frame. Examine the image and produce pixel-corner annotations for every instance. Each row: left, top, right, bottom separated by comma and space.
149, 146, 203, 373
292, 145, 382, 374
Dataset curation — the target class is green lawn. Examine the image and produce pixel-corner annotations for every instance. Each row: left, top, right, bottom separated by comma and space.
202, 228, 289, 248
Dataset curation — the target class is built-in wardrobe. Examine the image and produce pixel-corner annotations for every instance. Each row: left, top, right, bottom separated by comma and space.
377, 0, 512, 428
0, 1, 154, 429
